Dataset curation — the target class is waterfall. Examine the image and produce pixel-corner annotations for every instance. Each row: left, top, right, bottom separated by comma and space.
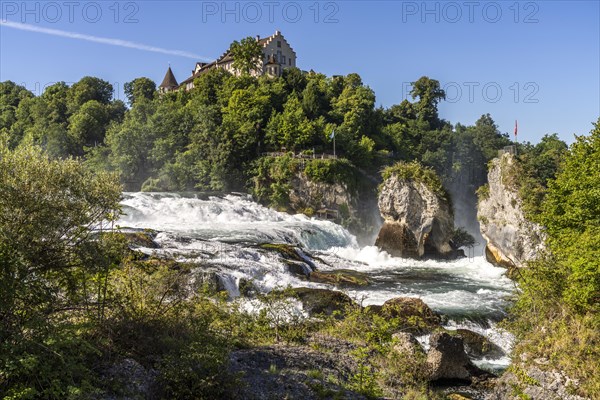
118, 192, 515, 371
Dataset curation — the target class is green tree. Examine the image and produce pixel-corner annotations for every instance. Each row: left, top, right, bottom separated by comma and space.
229, 36, 264, 76
265, 94, 321, 151
191, 68, 232, 107
539, 121, 600, 312
330, 73, 376, 159
124, 77, 157, 106
507, 121, 600, 398
0, 81, 34, 137
67, 76, 113, 113
103, 99, 157, 189
282, 67, 307, 93
68, 100, 110, 150
410, 76, 445, 128
0, 137, 122, 398
302, 75, 329, 119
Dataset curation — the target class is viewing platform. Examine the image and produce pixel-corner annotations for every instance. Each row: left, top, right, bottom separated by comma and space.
262, 151, 338, 160
498, 145, 517, 157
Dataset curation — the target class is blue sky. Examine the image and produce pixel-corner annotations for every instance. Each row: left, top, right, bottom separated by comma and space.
1, 1, 599, 143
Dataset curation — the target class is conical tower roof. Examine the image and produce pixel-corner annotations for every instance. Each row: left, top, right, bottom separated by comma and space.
160, 66, 178, 89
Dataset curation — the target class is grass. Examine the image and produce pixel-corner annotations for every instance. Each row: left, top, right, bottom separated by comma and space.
506, 306, 600, 398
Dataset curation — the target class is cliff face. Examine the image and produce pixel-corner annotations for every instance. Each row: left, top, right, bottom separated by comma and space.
477, 153, 546, 269
375, 174, 455, 259
288, 172, 357, 220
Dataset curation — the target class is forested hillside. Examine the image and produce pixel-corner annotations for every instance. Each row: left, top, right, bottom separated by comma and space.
1, 70, 512, 197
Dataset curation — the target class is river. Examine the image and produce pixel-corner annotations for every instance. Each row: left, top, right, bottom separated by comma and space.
118, 192, 515, 373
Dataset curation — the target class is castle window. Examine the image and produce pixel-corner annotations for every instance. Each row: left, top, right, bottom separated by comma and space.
277, 40, 281, 48
289, 59, 291, 66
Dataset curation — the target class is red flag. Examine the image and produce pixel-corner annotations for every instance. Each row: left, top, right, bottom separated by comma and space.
514, 120, 518, 137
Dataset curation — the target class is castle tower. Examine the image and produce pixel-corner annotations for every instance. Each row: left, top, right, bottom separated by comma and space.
264, 53, 281, 77
159, 66, 179, 93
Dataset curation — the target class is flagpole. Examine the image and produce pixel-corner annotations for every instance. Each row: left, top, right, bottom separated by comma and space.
514, 119, 518, 155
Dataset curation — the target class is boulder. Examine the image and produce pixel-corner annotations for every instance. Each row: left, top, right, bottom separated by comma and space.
260, 243, 310, 264
379, 297, 442, 331
391, 332, 424, 356
426, 332, 492, 382
290, 287, 355, 317
308, 269, 370, 287
102, 358, 157, 399
284, 260, 312, 278
376, 172, 457, 259
190, 267, 226, 294
455, 329, 505, 359
121, 230, 159, 248
477, 153, 546, 269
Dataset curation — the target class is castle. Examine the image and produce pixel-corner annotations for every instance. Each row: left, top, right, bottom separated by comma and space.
159, 30, 297, 93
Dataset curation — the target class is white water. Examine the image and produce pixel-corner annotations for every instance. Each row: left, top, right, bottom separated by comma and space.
118, 192, 515, 371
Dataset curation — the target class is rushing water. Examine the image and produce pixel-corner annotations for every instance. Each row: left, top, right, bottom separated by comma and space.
118, 192, 515, 372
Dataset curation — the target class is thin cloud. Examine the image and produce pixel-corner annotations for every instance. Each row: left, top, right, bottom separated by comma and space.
0, 20, 211, 61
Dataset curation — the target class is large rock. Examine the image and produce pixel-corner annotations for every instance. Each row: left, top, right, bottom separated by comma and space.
308, 269, 370, 287
229, 343, 367, 400
477, 152, 546, 269
426, 332, 492, 382
392, 332, 425, 356
487, 364, 588, 400
376, 173, 456, 259
455, 329, 505, 359
366, 297, 441, 334
101, 358, 158, 399
290, 287, 355, 317
380, 297, 441, 329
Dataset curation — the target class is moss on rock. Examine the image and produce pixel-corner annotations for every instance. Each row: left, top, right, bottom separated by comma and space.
308, 269, 370, 287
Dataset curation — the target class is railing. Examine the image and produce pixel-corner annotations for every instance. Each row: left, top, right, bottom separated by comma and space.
262, 151, 338, 160
498, 145, 517, 157
315, 208, 339, 220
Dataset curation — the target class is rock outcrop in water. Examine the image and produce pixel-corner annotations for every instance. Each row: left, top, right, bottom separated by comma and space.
375, 169, 457, 259
477, 152, 546, 269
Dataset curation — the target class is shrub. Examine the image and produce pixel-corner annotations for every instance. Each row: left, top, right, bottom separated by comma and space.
450, 227, 476, 248
476, 183, 490, 201
381, 161, 449, 203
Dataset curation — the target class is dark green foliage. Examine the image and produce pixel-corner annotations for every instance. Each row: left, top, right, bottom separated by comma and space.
67, 76, 114, 113
2, 68, 516, 198
0, 77, 124, 158
303, 158, 357, 189
450, 227, 476, 248
409, 76, 446, 129
508, 119, 600, 398
124, 77, 157, 106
